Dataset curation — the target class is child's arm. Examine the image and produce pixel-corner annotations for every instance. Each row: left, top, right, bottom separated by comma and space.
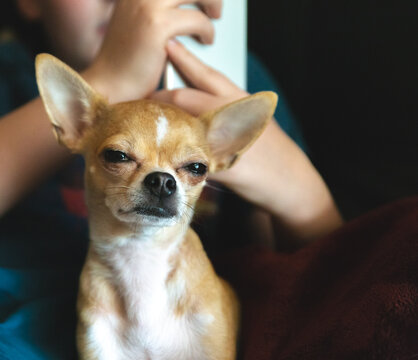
150, 41, 343, 245
0, 98, 68, 216
0, 0, 222, 215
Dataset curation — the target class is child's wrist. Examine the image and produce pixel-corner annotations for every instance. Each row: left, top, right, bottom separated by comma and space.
82, 64, 113, 101
82, 63, 146, 104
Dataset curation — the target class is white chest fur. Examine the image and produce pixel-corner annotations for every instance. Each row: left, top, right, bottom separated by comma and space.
86, 236, 214, 360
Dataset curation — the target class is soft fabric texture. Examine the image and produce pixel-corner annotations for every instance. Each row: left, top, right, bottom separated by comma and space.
215, 196, 418, 360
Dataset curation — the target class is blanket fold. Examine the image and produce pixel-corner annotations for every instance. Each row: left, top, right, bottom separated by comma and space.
216, 196, 418, 360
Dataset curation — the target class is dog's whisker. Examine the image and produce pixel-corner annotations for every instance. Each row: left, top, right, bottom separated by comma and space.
204, 181, 231, 193
107, 185, 134, 191
106, 192, 129, 197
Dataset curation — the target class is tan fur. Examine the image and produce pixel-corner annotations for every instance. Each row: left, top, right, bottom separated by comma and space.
35, 53, 277, 360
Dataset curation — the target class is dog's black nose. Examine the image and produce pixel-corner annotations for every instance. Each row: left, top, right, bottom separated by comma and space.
144, 172, 177, 198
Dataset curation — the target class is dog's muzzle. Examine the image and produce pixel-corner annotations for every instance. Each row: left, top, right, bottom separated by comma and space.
134, 172, 178, 218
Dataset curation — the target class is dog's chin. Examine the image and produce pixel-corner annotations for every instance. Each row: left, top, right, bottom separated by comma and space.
134, 205, 177, 219
136, 215, 179, 228
113, 205, 180, 228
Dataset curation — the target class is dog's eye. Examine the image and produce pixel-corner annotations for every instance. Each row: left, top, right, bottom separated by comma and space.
103, 150, 130, 163
185, 163, 207, 176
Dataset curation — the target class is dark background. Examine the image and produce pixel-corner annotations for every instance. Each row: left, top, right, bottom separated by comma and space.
247, 0, 418, 219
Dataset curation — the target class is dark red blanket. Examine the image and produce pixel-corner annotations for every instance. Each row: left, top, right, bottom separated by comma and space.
216, 197, 418, 360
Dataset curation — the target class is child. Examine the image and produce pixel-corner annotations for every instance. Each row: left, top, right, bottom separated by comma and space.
0, 0, 342, 358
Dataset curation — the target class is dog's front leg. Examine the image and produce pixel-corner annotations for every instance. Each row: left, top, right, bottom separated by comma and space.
77, 313, 124, 360
76, 258, 127, 360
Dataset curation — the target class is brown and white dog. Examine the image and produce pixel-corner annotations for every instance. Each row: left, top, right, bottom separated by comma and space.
36, 53, 277, 360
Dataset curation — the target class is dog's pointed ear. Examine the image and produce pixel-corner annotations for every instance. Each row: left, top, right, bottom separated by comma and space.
200, 92, 278, 172
35, 53, 106, 151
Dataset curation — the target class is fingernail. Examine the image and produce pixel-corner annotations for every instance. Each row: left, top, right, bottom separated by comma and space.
167, 39, 178, 48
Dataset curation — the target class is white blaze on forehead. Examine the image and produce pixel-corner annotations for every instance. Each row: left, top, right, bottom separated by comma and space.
156, 113, 169, 146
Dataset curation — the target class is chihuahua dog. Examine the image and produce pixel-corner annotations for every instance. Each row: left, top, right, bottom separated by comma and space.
36, 54, 277, 360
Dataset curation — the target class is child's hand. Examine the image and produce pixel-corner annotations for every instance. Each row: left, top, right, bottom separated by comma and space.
150, 41, 343, 242
84, 0, 222, 103
150, 40, 248, 115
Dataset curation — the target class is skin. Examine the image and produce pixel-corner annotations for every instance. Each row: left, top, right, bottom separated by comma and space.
0, 0, 343, 244
17, 0, 115, 71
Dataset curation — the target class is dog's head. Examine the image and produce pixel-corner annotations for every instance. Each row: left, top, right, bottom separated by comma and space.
36, 54, 277, 230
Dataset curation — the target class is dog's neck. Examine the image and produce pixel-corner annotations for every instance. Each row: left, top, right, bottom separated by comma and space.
87, 212, 191, 324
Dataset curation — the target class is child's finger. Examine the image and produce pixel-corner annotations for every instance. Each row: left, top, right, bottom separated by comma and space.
149, 88, 224, 116
169, 8, 215, 45
173, 0, 223, 19
166, 40, 242, 96
194, 0, 222, 19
